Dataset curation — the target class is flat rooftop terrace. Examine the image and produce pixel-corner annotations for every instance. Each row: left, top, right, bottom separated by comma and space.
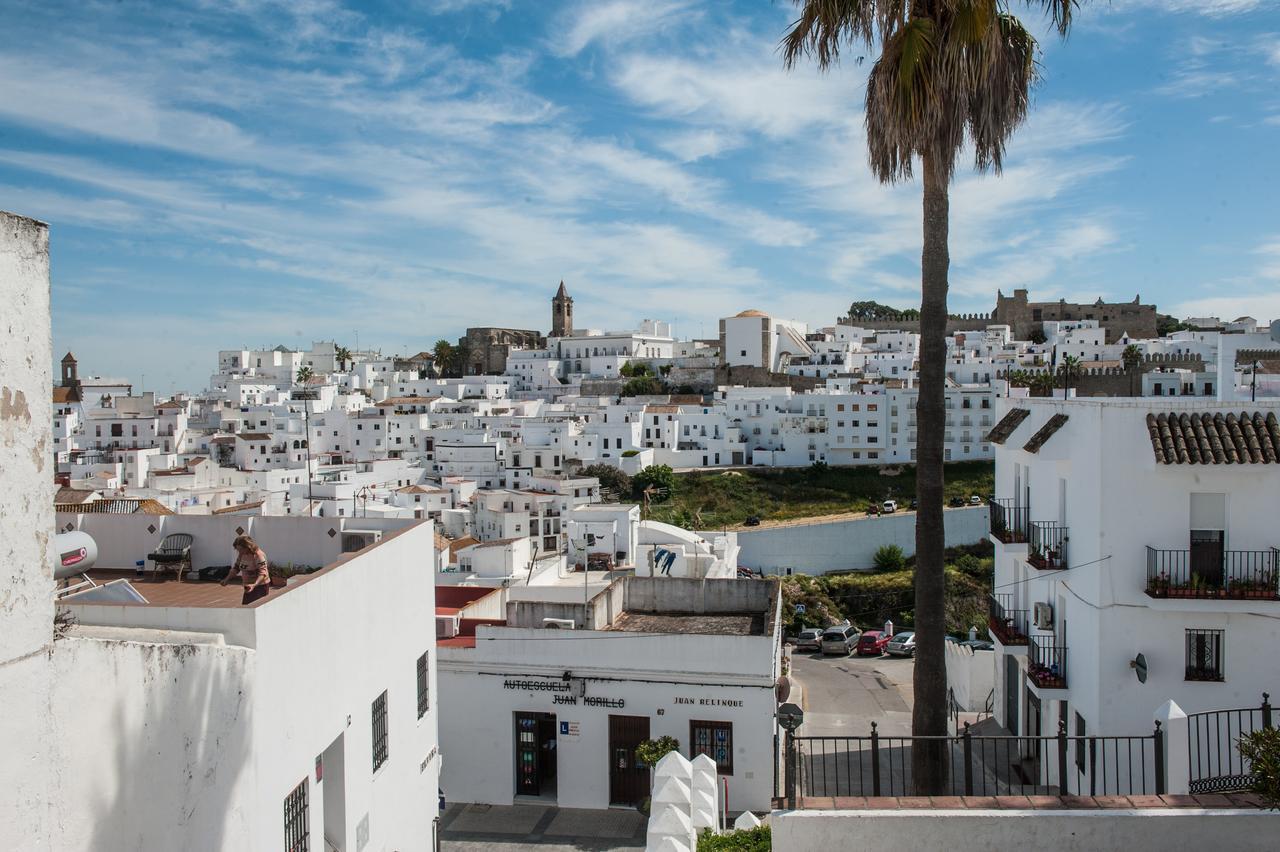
605, 610, 765, 636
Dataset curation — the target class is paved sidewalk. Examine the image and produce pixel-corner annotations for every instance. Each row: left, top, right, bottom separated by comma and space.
440, 802, 646, 851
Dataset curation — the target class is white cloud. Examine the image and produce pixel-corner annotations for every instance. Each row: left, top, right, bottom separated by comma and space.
657, 129, 743, 162
552, 0, 693, 58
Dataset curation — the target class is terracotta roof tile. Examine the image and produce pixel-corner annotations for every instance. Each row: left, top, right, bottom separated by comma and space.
985, 408, 1030, 444
1022, 413, 1069, 453
1147, 410, 1280, 464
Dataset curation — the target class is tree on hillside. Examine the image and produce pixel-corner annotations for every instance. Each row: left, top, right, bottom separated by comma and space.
633, 464, 675, 502
579, 463, 632, 498
621, 376, 664, 397
847, 300, 920, 321
784, 0, 1088, 794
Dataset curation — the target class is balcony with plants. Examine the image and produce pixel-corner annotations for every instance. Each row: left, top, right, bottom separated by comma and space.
987, 593, 1028, 647
1027, 634, 1068, 690
988, 497, 1028, 545
1145, 546, 1279, 601
1028, 522, 1068, 571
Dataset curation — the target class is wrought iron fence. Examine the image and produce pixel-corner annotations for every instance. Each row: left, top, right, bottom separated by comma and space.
1187, 693, 1273, 794
1145, 546, 1279, 600
1027, 635, 1068, 689
988, 593, 1028, 646
989, 497, 1029, 544
1029, 522, 1069, 570
782, 721, 1163, 804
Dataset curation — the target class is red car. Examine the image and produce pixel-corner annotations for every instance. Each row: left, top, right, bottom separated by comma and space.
856, 630, 890, 656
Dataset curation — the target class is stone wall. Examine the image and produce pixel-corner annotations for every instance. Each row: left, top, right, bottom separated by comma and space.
1000, 353, 1207, 397
994, 288, 1158, 342
460, 327, 546, 375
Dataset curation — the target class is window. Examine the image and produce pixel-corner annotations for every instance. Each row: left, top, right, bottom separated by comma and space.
417, 652, 430, 718
1185, 629, 1224, 681
372, 690, 389, 771
690, 720, 733, 774
283, 778, 309, 852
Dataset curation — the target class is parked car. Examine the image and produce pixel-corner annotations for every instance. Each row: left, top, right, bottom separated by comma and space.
856, 629, 890, 656
820, 625, 858, 656
885, 631, 917, 657
948, 496, 966, 507
969, 494, 983, 505
958, 639, 994, 651
794, 627, 823, 653
744, 515, 761, 526
881, 499, 897, 514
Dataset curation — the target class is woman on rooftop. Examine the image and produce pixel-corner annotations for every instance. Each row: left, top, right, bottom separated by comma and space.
222, 534, 271, 605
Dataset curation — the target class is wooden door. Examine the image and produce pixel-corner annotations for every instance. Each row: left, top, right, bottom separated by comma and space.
608, 715, 651, 806
515, 713, 541, 796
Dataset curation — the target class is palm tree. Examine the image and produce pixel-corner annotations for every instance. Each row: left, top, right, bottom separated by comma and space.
296, 365, 314, 385
335, 345, 352, 373
1122, 343, 1142, 396
1031, 370, 1056, 397
783, 0, 1086, 793
1057, 354, 1081, 398
432, 339, 454, 376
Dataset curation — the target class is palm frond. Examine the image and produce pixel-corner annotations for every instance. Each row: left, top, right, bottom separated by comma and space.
1022, 0, 1077, 37
780, 0, 905, 70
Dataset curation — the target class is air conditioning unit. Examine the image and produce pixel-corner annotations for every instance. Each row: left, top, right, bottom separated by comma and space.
1033, 602, 1054, 630
436, 615, 459, 639
341, 529, 382, 553
542, 617, 576, 630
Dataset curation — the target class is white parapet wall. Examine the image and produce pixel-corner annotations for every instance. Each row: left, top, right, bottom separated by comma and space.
773, 807, 1280, 852
738, 506, 989, 574
0, 211, 56, 846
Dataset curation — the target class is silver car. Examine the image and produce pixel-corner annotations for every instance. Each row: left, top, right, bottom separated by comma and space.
885, 631, 917, 657
820, 626, 857, 656
795, 627, 823, 653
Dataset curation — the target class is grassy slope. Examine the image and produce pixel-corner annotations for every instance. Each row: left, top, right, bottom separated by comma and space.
646, 461, 993, 529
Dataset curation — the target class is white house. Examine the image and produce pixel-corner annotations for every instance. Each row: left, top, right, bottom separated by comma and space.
436, 576, 782, 814
986, 396, 1280, 781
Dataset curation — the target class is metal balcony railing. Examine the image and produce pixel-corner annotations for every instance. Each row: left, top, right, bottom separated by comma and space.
1027, 635, 1068, 689
1145, 546, 1279, 600
988, 594, 1028, 646
988, 497, 1029, 544
1029, 522, 1069, 570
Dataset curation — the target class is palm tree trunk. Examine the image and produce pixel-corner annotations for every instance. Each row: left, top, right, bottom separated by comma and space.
912, 151, 950, 795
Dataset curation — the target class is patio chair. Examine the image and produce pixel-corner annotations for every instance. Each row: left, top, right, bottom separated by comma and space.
147, 533, 194, 582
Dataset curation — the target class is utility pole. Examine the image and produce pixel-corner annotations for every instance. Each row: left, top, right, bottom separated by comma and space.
303, 394, 315, 516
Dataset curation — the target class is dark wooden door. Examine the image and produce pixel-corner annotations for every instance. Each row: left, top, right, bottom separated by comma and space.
1190, 530, 1225, 587
515, 713, 541, 796
608, 715, 651, 806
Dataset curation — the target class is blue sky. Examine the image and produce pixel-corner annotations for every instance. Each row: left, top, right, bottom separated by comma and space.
1, 0, 1278, 393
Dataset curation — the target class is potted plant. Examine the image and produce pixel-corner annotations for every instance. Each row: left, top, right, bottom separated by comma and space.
634, 735, 681, 816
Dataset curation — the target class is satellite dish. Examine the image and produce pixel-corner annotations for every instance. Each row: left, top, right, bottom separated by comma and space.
1131, 653, 1148, 684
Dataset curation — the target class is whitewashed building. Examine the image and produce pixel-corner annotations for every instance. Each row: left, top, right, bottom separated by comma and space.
986, 396, 1280, 766
437, 576, 782, 814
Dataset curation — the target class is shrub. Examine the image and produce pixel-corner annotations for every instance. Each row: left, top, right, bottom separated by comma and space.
621, 376, 664, 396
579, 464, 630, 496
697, 825, 771, 851
1239, 727, 1280, 808
873, 544, 906, 572
621, 449, 640, 458
634, 464, 676, 500
636, 736, 680, 767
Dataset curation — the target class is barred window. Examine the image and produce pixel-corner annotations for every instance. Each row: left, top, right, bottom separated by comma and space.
1185, 629, 1224, 681
417, 652, 430, 718
690, 720, 733, 775
372, 690, 389, 772
283, 778, 309, 852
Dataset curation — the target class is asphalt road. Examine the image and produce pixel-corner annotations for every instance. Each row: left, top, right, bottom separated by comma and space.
789, 648, 916, 736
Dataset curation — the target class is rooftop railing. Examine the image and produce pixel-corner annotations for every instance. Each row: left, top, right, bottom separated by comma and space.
1145, 546, 1279, 601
